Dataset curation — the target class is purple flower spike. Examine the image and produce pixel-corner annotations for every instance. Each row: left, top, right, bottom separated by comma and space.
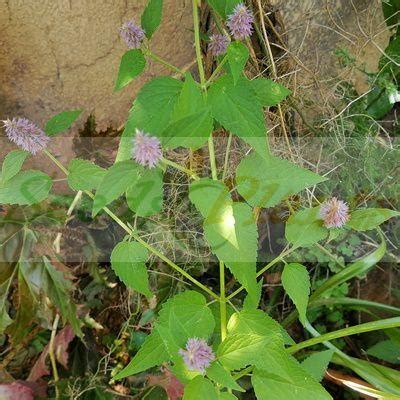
132, 129, 162, 168
179, 338, 215, 373
227, 3, 254, 40
2, 117, 49, 155
119, 20, 145, 49
320, 197, 349, 228
208, 34, 230, 56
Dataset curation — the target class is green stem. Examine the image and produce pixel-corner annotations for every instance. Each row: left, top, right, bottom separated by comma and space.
144, 50, 185, 76
205, 55, 228, 88
131, 230, 219, 300
44, 151, 219, 301
222, 132, 232, 181
44, 150, 68, 175
219, 261, 227, 341
192, 0, 206, 87
208, 136, 218, 180
49, 313, 60, 399
287, 317, 400, 354
162, 158, 199, 180
227, 246, 296, 300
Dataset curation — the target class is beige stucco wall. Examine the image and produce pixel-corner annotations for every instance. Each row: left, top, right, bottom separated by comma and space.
0, 0, 194, 130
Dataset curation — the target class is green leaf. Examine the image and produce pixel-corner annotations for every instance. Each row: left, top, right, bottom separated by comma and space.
301, 350, 334, 382
183, 376, 218, 400
227, 41, 249, 84
189, 179, 258, 300
114, 49, 146, 91
367, 340, 400, 364
207, 0, 226, 17
110, 241, 152, 297
311, 235, 386, 301
225, 0, 241, 14
67, 159, 106, 191
0, 170, 52, 205
366, 87, 393, 119
207, 361, 244, 392
141, 0, 163, 39
126, 168, 163, 217
1, 150, 29, 182
218, 394, 238, 400
217, 333, 281, 371
92, 161, 140, 216
348, 208, 400, 232
227, 310, 283, 342
0, 269, 14, 334
236, 152, 326, 208
116, 77, 183, 162
45, 110, 82, 136
252, 351, 332, 400
42, 258, 82, 336
115, 330, 169, 379
251, 77, 292, 106
285, 207, 328, 248
156, 291, 215, 353
382, 0, 400, 27
332, 353, 400, 396
208, 75, 266, 149
282, 263, 310, 325
162, 73, 212, 149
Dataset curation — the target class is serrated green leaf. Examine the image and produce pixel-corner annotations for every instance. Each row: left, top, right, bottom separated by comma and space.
162, 73, 212, 149
208, 75, 266, 150
1, 150, 29, 182
227, 310, 283, 343
217, 333, 281, 370
126, 168, 163, 217
251, 77, 291, 106
301, 350, 334, 382
67, 159, 106, 191
110, 241, 152, 297
348, 208, 399, 232
285, 207, 328, 248
252, 350, 333, 400
183, 376, 218, 400
141, 0, 163, 39
114, 49, 146, 91
115, 330, 169, 379
227, 41, 249, 84
0, 170, 52, 205
282, 263, 310, 325
243, 279, 262, 310
116, 77, 183, 162
42, 258, 82, 336
236, 152, 326, 208
45, 110, 82, 136
156, 291, 215, 354
92, 160, 140, 216
207, 361, 244, 392
189, 179, 258, 300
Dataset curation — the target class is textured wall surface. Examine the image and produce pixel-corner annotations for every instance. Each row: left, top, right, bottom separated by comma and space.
270, 0, 389, 94
0, 0, 194, 130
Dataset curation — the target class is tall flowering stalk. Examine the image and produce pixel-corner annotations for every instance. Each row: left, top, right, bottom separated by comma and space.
227, 3, 254, 40
2, 117, 49, 155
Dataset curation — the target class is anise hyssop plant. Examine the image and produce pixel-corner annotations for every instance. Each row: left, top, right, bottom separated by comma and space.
1, 0, 400, 399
